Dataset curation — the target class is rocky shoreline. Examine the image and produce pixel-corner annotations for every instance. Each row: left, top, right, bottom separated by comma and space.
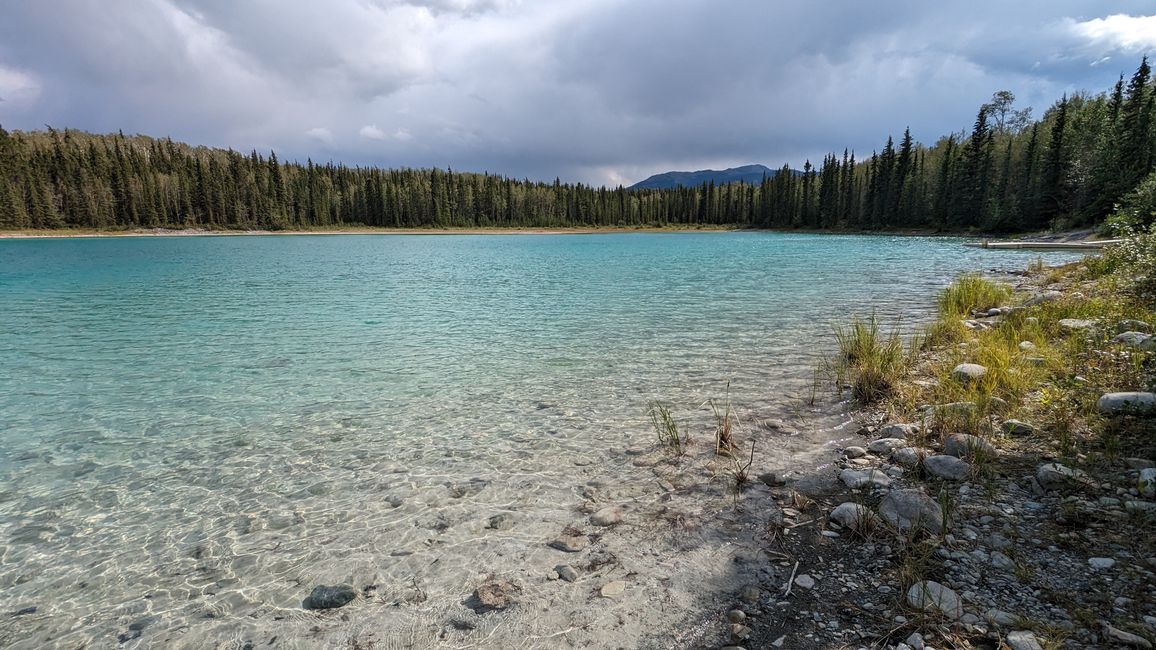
696, 264, 1156, 649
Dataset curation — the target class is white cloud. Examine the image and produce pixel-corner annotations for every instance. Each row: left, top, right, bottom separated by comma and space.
359, 124, 386, 139
0, 64, 41, 107
305, 126, 333, 143
1068, 14, 1156, 53
393, 127, 412, 141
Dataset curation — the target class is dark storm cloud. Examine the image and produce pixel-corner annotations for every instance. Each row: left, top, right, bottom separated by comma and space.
1, 1, 1154, 185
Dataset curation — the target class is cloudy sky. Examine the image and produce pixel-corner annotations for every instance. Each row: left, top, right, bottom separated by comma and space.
1, 1, 1155, 185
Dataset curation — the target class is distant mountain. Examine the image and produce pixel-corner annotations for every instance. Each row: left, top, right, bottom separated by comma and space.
628, 164, 799, 190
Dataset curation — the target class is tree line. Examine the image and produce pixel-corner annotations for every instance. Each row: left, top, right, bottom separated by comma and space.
1, 58, 1155, 232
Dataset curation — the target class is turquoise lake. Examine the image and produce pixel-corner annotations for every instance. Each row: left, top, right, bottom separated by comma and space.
0, 232, 1086, 648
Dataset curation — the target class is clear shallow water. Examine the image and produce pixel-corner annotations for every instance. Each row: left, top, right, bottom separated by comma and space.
0, 233, 1085, 648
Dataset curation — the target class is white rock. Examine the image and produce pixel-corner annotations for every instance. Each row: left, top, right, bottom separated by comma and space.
793, 574, 815, 589
904, 631, 925, 649
923, 455, 971, 481
905, 580, 962, 619
1088, 557, 1116, 569
1018, 340, 1037, 351
951, 363, 988, 383
1141, 468, 1156, 498
839, 468, 891, 490
1006, 630, 1044, 650
1098, 392, 1156, 416
599, 580, 626, 597
880, 489, 944, 534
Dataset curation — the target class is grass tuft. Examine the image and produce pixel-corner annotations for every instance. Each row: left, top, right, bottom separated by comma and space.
830, 314, 909, 403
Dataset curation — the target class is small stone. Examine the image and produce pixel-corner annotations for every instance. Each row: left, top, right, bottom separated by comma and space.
878, 423, 919, 439
739, 584, 760, 603
772, 635, 787, 647
758, 472, 786, 487
1018, 341, 1037, 352
830, 502, 879, 534
905, 581, 962, 619
867, 437, 905, 455
905, 631, 925, 649
590, 506, 623, 527
554, 565, 579, 582
12, 606, 37, 616
1127, 458, 1156, 470
1119, 319, 1153, 333
1036, 462, 1091, 491
726, 609, 746, 623
1088, 557, 1116, 569
951, 363, 988, 383
985, 608, 1019, 627
1098, 392, 1156, 416
1111, 331, 1154, 348
486, 514, 514, 530
1023, 291, 1061, 306
839, 468, 891, 490
548, 533, 588, 552
1006, 630, 1044, 650
991, 551, 1015, 571
943, 433, 996, 459
600, 580, 626, 597
729, 623, 752, 642
893, 447, 927, 468
923, 455, 971, 481
880, 489, 944, 534
1001, 419, 1036, 436
1104, 623, 1153, 648
843, 446, 867, 459
793, 574, 815, 590
303, 584, 356, 610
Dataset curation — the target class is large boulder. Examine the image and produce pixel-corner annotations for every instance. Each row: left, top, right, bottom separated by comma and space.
1098, 392, 1156, 416
906, 580, 963, 619
880, 489, 945, 534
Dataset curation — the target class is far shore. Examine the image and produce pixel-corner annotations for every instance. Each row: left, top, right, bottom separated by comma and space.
0, 224, 1108, 241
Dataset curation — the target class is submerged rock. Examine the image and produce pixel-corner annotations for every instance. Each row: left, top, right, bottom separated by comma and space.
905, 580, 962, 619
554, 564, 579, 582
467, 579, 521, 613
303, 584, 356, 610
600, 580, 626, 597
590, 506, 624, 527
880, 489, 944, 534
548, 532, 588, 553
1098, 392, 1156, 416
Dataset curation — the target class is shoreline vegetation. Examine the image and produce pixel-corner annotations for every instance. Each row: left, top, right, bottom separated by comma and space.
676, 228, 1155, 648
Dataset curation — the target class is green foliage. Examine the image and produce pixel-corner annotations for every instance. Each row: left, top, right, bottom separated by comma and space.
831, 314, 909, 403
647, 402, 687, 456
936, 274, 1012, 316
